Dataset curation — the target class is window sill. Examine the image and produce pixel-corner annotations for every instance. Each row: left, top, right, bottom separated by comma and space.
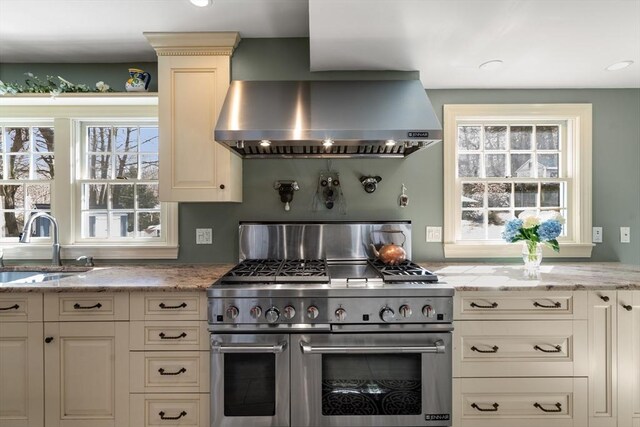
2, 244, 179, 260
444, 242, 594, 259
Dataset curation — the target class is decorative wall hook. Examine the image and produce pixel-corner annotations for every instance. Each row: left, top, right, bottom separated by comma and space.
274, 180, 299, 212
360, 175, 382, 193
399, 183, 409, 207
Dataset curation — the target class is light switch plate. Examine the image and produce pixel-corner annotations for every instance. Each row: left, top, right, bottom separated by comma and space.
196, 228, 213, 244
426, 226, 442, 242
620, 227, 631, 243
592, 227, 603, 243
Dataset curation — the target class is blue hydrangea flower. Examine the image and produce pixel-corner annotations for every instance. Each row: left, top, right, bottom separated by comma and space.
501, 218, 523, 242
538, 219, 563, 241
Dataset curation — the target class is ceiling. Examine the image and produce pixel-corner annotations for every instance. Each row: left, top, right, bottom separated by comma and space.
0, 0, 638, 88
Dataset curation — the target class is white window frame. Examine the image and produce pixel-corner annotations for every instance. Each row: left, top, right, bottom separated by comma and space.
0, 95, 178, 260
443, 104, 593, 258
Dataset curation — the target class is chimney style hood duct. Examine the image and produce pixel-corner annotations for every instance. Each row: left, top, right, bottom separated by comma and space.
214, 80, 442, 158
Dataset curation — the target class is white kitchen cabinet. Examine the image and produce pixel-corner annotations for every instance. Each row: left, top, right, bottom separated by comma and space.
588, 290, 640, 427
0, 322, 44, 427
145, 32, 243, 202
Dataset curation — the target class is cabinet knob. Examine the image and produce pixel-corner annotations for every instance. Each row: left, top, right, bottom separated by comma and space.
623, 304, 633, 311
219, 184, 225, 189
599, 295, 610, 302
45, 337, 54, 343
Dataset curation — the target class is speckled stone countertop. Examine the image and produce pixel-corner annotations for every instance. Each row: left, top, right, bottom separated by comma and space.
0, 264, 234, 292
1, 262, 639, 293
419, 262, 640, 291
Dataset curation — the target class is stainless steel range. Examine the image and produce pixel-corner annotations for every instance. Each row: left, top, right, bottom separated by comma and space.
207, 221, 453, 427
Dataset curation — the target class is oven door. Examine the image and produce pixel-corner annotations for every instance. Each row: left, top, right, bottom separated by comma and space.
211, 334, 290, 427
291, 332, 452, 427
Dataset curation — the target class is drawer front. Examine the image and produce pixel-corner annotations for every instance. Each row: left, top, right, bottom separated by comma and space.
130, 321, 208, 351
454, 320, 588, 377
130, 394, 208, 427
44, 293, 129, 321
130, 293, 206, 321
453, 377, 587, 427
130, 351, 209, 393
0, 293, 42, 322
455, 291, 587, 320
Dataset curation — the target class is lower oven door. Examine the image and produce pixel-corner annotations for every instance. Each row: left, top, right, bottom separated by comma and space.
211, 334, 290, 427
291, 332, 452, 427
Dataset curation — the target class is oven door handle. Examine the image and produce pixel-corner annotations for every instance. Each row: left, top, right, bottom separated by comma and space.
299, 340, 446, 354
211, 340, 288, 354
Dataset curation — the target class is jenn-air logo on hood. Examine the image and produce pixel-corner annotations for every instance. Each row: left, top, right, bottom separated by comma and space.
408, 131, 430, 138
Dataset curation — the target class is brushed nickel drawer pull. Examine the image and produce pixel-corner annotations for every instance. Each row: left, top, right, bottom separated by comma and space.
159, 302, 187, 309
533, 301, 561, 308
534, 344, 562, 353
623, 304, 633, 311
0, 304, 19, 311
73, 302, 102, 310
534, 402, 562, 413
471, 402, 499, 412
471, 345, 499, 353
159, 410, 187, 420
470, 301, 498, 309
158, 367, 187, 376
159, 332, 187, 340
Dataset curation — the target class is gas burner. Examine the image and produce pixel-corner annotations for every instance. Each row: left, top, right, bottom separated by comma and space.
221, 259, 329, 284
277, 259, 329, 278
368, 259, 438, 283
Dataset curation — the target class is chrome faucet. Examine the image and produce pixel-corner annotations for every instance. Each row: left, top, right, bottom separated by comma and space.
19, 212, 61, 266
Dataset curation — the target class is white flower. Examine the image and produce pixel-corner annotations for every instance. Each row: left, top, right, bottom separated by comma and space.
539, 211, 566, 225
95, 81, 110, 92
522, 216, 540, 229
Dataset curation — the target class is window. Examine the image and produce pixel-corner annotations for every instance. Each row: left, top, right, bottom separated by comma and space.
0, 123, 54, 239
443, 104, 593, 258
0, 96, 178, 259
79, 123, 160, 240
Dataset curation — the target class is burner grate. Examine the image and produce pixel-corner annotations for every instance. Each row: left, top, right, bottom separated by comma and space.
221, 259, 329, 283
368, 259, 438, 283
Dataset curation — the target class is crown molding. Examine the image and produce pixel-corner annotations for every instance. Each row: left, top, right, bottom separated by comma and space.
144, 32, 241, 57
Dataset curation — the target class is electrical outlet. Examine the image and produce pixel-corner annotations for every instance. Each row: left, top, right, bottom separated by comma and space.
196, 228, 213, 244
426, 226, 442, 242
592, 227, 603, 243
620, 227, 631, 243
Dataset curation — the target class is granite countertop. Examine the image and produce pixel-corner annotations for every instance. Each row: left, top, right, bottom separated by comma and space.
420, 262, 640, 291
1, 262, 639, 293
0, 264, 234, 292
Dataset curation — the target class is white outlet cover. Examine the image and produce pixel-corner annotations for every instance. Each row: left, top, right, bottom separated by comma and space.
426, 226, 442, 243
620, 227, 631, 243
196, 228, 213, 245
592, 227, 603, 243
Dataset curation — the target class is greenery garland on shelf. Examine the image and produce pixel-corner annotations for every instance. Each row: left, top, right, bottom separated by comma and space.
0, 72, 114, 95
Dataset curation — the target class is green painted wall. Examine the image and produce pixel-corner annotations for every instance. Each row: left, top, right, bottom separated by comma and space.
2, 38, 639, 264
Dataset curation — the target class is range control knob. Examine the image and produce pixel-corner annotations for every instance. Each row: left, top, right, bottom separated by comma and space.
422, 305, 435, 318
249, 306, 262, 319
399, 304, 412, 318
283, 305, 296, 320
307, 305, 319, 319
380, 306, 395, 322
335, 308, 347, 321
265, 307, 280, 323
226, 305, 239, 320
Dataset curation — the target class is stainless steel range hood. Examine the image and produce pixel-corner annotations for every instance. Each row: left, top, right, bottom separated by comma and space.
214, 80, 442, 158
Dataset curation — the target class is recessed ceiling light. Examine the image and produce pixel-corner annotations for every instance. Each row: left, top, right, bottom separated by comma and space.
260, 140, 271, 147
606, 60, 634, 71
479, 60, 504, 71
190, 0, 211, 7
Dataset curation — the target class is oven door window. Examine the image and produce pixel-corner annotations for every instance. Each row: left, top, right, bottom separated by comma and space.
224, 353, 276, 416
321, 354, 422, 416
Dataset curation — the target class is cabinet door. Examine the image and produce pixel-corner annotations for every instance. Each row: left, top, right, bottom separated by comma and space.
588, 290, 617, 427
44, 322, 129, 427
0, 322, 44, 427
618, 291, 640, 427
157, 54, 242, 202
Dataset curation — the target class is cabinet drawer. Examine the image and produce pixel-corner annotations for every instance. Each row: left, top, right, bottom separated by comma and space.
0, 293, 42, 322
130, 292, 206, 321
454, 320, 587, 377
130, 393, 208, 427
130, 321, 208, 351
455, 291, 587, 320
44, 293, 129, 321
453, 377, 587, 427
130, 351, 209, 393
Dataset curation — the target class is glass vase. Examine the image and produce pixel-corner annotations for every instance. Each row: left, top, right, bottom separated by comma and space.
521, 241, 543, 279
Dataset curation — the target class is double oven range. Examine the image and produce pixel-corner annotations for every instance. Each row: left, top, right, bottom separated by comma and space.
207, 222, 453, 427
